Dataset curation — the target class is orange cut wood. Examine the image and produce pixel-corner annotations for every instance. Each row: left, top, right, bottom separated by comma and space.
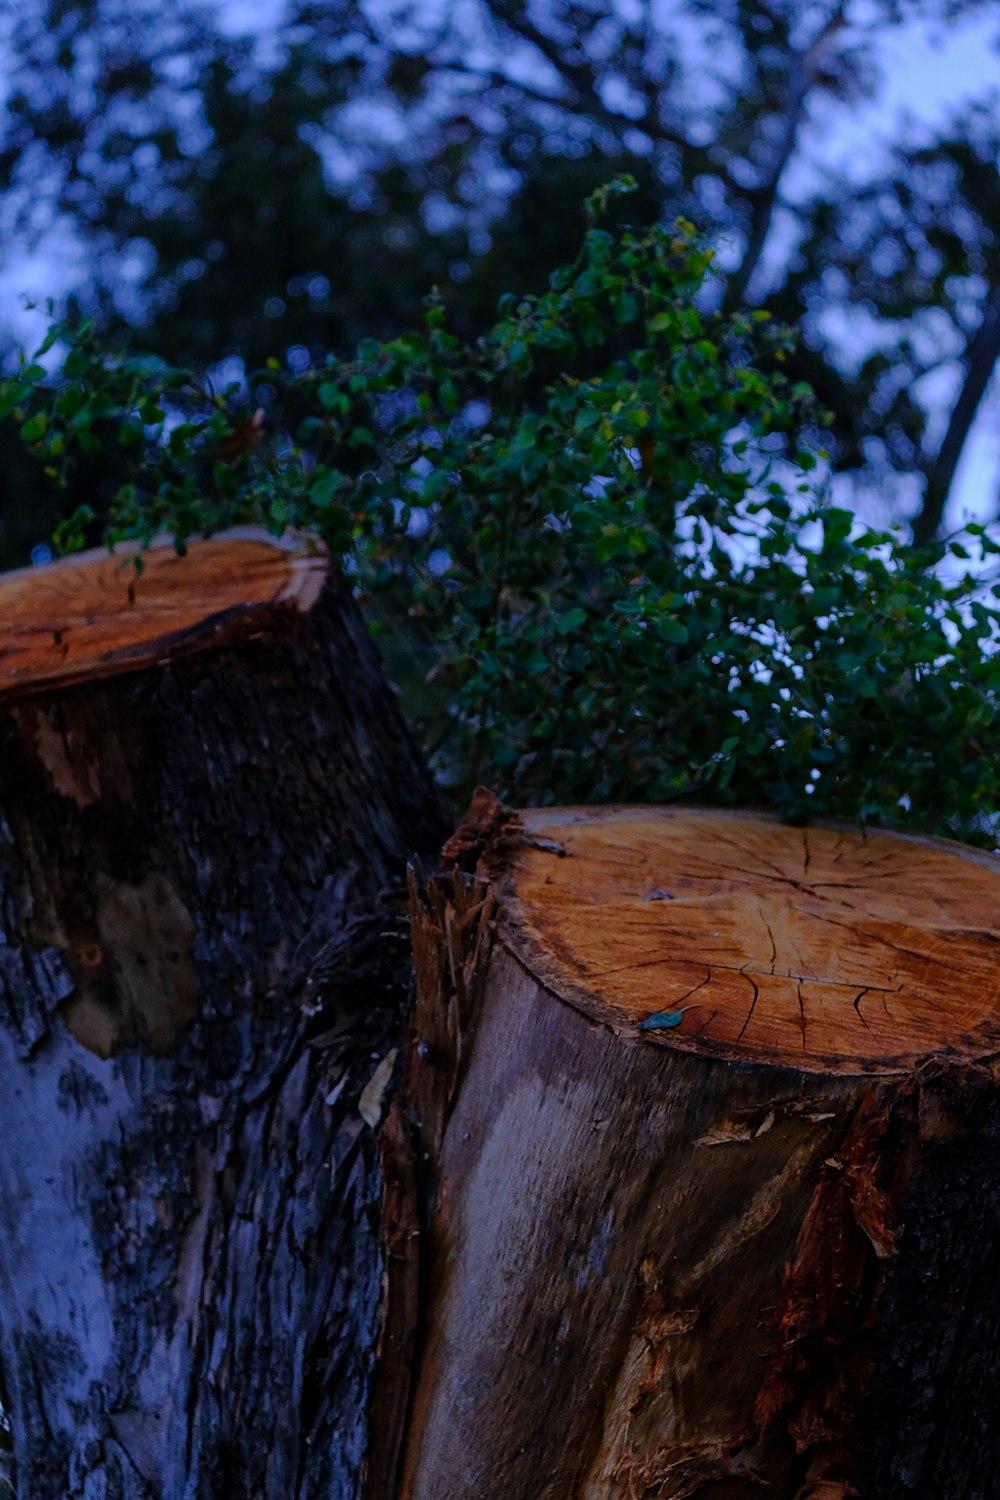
0, 527, 327, 698
498, 805, 1000, 1073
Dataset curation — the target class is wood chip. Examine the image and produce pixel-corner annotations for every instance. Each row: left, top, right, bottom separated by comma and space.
359, 1048, 399, 1128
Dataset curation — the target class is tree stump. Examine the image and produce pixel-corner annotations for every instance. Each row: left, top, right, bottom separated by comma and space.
399, 799, 1000, 1500
0, 530, 443, 1498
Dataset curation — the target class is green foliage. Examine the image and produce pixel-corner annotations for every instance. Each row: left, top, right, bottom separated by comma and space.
4, 187, 998, 847
4, 0, 1000, 544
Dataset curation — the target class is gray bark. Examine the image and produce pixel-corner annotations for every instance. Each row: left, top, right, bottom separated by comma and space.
0, 568, 443, 1498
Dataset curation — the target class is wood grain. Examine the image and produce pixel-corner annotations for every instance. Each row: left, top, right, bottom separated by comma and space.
0, 527, 327, 698
498, 806, 1000, 1073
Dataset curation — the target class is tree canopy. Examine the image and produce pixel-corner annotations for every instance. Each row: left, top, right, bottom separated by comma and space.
2, 0, 1000, 558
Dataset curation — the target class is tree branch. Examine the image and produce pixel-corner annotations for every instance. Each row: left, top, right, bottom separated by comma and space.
913, 276, 1000, 546
479, 0, 613, 114
724, 5, 846, 312
474, 0, 741, 193
437, 64, 603, 126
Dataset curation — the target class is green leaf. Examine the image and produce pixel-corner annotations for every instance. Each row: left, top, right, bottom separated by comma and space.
555, 607, 587, 634
573, 407, 603, 436
318, 382, 348, 412
440, 378, 459, 413
614, 292, 639, 324
0, 384, 26, 422
32, 326, 60, 359
637, 1011, 684, 1031
659, 616, 689, 644
309, 469, 346, 508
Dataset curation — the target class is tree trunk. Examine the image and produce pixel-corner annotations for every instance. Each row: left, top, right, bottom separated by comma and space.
0, 530, 444, 1498
6, 536, 1000, 1500
396, 799, 1000, 1500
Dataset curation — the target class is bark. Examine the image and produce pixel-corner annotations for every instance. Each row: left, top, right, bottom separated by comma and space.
6, 530, 1000, 1499
0, 530, 444, 1499
394, 801, 1000, 1500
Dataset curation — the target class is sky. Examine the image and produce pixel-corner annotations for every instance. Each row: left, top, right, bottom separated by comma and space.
0, 1, 998, 536
787, 5, 1000, 531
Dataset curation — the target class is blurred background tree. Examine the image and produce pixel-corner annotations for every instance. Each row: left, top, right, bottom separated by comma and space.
1, 0, 999, 567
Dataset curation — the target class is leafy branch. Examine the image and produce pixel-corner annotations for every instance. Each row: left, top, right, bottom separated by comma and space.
3, 181, 997, 845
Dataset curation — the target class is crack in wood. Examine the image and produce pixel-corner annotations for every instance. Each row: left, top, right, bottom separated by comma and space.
508, 807, 1000, 1075
708, 828, 793, 884
818, 911, 953, 969
666, 970, 714, 1010
736, 974, 761, 1044
582, 949, 904, 991
807, 870, 910, 889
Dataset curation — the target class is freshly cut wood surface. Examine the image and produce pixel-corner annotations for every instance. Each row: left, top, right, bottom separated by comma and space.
497, 806, 1000, 1073
0, 527, 327, 698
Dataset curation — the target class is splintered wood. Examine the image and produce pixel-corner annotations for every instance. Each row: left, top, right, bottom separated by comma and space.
498, 805, 1000, 1073
0, 527, 327, 698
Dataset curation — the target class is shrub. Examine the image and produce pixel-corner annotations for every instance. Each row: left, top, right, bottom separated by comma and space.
4, 179, 998, 845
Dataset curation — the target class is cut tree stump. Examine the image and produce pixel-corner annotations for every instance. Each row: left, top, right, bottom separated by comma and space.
0, 530, 443, 1498
0, 526, 328, 697
397, 798, 1000, 1500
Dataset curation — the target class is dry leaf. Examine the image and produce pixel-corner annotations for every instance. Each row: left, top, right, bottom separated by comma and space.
359, 1048, 398, 1128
